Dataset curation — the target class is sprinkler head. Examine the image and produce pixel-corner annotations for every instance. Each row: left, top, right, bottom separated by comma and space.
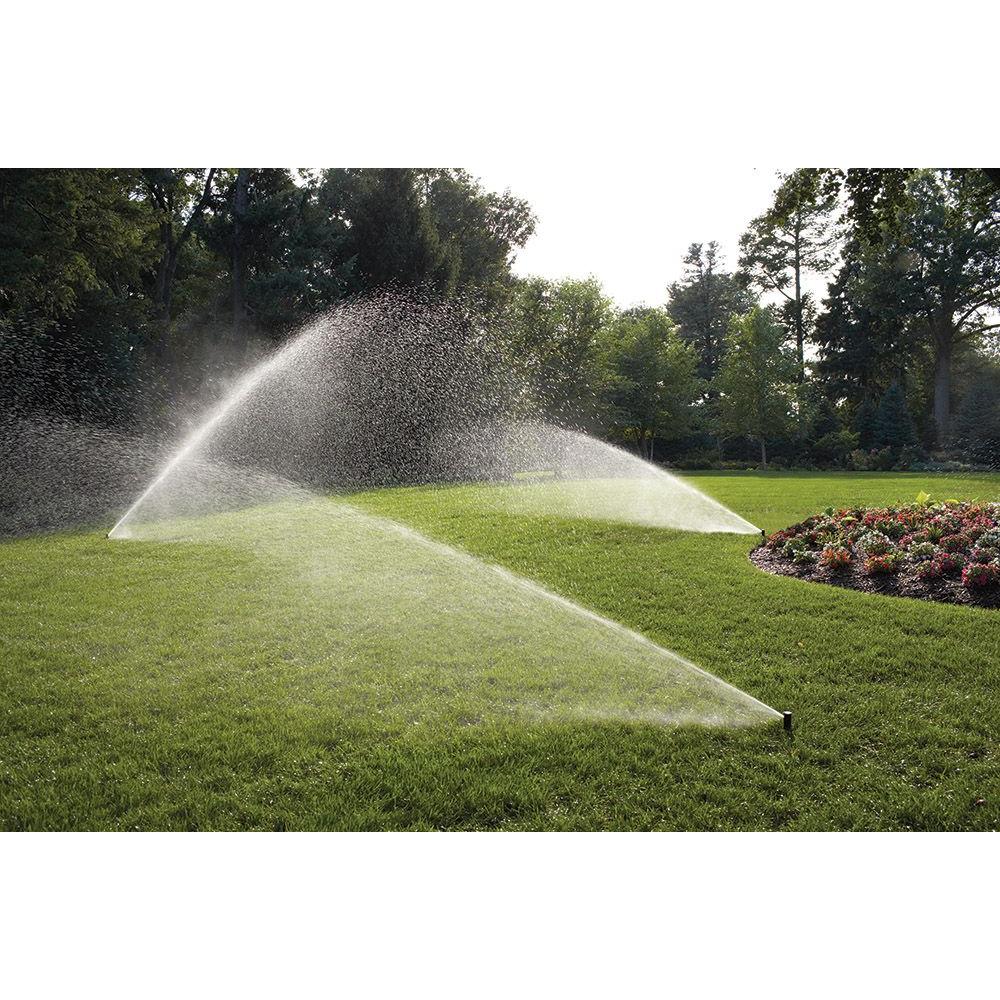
761, 528, 766, 541
782, 710, 793, 733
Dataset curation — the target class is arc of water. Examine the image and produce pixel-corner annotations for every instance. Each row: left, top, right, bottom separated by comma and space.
368, 505, 780, 721
108, 326, 322, 539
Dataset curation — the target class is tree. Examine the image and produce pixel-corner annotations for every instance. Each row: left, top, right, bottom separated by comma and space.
0, 169, 156, 421
881, 169, 1000, 443
231, 167, 250, 339
738, 169, 840, 380
422, 169, 535, 306
715, 307, 798, 468
510, 276, 615, 426
839, 168, 912, 243
338, 168, 456, 293
872, 381, 918, 452
204, 168, 358, 338
666, 242, 751, 383
0, 168, 152, 331
598, 308, 700, 460
813, 235, 913, 407
853, 394, 879, 450
141, 168, 217, 320
950, 369, 1000, 464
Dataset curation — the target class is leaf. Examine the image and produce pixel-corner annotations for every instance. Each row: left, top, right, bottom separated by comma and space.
915, 491, 931, 505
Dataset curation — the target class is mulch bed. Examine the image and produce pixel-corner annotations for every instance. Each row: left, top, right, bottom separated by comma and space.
750, 543, 1000, 609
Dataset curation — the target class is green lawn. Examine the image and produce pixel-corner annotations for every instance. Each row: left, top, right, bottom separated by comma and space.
2, 471, 999, 830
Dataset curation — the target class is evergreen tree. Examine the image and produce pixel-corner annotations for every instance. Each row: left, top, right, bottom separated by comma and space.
338, 168, 456, 293
738, 169, 840, 381
813, 237, 912, 407
950, 373, 1000, 465
872, 382, 918, 452
666, 242, 750, 383
854, 394, 879, 450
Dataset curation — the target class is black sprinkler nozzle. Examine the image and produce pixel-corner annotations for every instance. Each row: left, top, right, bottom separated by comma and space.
782, 710, 793, 733
761, 527, 766, 541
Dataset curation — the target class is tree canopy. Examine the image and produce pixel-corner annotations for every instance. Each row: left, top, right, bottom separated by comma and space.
4, 165, 999, 474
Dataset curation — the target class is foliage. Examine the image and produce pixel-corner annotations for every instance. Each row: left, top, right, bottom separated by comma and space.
819, 545, 853, 570
597, 308, 700, 459
963, 562, 1000, 588
738, 168, 841, 379
714, 307, 798, 467
813, 430, 859, 467
509, 276, 615, 426
856, 531, 894, 556
422, 169, 536, 306
666, 242, 751, 382
950, 370, 1000, 466
4, 166, 1000, 473
864, 553, 901, 575
821, 170, 1000, 445
766, 499, 1000, 595
872, 381, 919, 453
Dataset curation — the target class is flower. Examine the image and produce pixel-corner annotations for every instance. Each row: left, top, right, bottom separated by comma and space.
864, 554, 900, 575
820, 545, 852, 570
962, 562, 1000, 589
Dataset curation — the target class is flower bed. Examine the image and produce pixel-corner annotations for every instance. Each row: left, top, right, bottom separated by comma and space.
750, 498, 1000, 609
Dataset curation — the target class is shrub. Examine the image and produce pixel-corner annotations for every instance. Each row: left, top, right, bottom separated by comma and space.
813, 430, 859, 467
792, 549, 817, 565
848, 447, 894, 472
897, 444, 926, 470
962, 562, 1000, 589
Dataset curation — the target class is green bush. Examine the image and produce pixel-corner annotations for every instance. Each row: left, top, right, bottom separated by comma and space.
813, 430, 859, 466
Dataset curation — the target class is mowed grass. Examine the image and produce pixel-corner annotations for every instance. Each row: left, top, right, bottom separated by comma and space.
2, 471, 999, 830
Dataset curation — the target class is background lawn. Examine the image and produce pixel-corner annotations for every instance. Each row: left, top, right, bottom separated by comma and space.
2, 471, 999, 830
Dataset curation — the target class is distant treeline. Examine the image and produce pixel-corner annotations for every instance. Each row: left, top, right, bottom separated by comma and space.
2, 167, 999, 471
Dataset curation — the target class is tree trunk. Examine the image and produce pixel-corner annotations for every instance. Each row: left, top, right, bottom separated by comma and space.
760, 439, 768, 469
232, 168, 250, 343
933, 330, 953, 447
793, 216, 804, 382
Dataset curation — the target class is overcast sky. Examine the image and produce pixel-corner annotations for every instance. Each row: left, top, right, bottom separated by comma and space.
475, 165, 786, 309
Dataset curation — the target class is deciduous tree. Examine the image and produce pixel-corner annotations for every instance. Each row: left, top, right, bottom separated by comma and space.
715, 307, 798, 468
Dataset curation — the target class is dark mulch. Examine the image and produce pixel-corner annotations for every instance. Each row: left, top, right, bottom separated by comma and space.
750, 544, 1000, 610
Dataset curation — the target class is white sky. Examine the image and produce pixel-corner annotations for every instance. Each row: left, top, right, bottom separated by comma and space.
475, 165, 786, 309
